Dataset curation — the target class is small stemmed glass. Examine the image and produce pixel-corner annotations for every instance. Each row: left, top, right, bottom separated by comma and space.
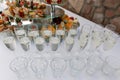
102, 24, 120, 52
27, 24, 39, 42
49, 36, 60, 55
3, 36, 16, 51
56, 24, 66, 43
68, 25, 77, 39
41, 24, 53, 54
14, 26, 27, 41
89, 25, 104, 54
19, 37, 31, 52
103, 29, 119, 51
34, 37, 45, 54
55, 23, 67, 55
78, 24, 91, 53
65, 36, 74, 53
2, 28, 16, 53
41, 24, 52, 45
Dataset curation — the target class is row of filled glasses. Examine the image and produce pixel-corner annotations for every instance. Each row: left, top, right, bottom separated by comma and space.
9, 55, 120, 80
89, 24, 119, 52
2, 24, 77, 52
1, 23, 120, 53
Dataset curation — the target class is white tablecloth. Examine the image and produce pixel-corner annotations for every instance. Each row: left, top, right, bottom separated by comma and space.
0, 4, 120, 80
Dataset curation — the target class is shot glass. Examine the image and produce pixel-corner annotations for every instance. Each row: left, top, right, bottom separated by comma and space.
50, 37, 60, 51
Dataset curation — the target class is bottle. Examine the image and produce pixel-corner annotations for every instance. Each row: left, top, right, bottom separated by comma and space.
31, 0, 33, 10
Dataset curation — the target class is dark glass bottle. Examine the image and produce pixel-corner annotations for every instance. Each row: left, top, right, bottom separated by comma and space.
31, 0, 34, 10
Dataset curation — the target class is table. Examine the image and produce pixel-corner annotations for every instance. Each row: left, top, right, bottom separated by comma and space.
0, 4, 120, 80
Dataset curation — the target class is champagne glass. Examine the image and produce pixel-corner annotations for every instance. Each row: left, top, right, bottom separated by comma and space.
41, 24, 53, 54
9, 57, 29, 79
14, 27, 27, 41
49, 37, 60, 52
2, 29, 16, 51
56, 29, 65, 43
27, 24, 39, 42
50, 57, 67, 78
30, 57, 48, 79
55, 22, 66, 55
68, 26, 77, 38
103, 29, 119, 51
0, 28, 14, 40
89, 25, 104, 53
19, 37, 31, 51
3, 36, 16, 51
78, 24, 91, 52
41, 24, 52, 45
34, 37, 45, 54
65, 36, 74, 52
